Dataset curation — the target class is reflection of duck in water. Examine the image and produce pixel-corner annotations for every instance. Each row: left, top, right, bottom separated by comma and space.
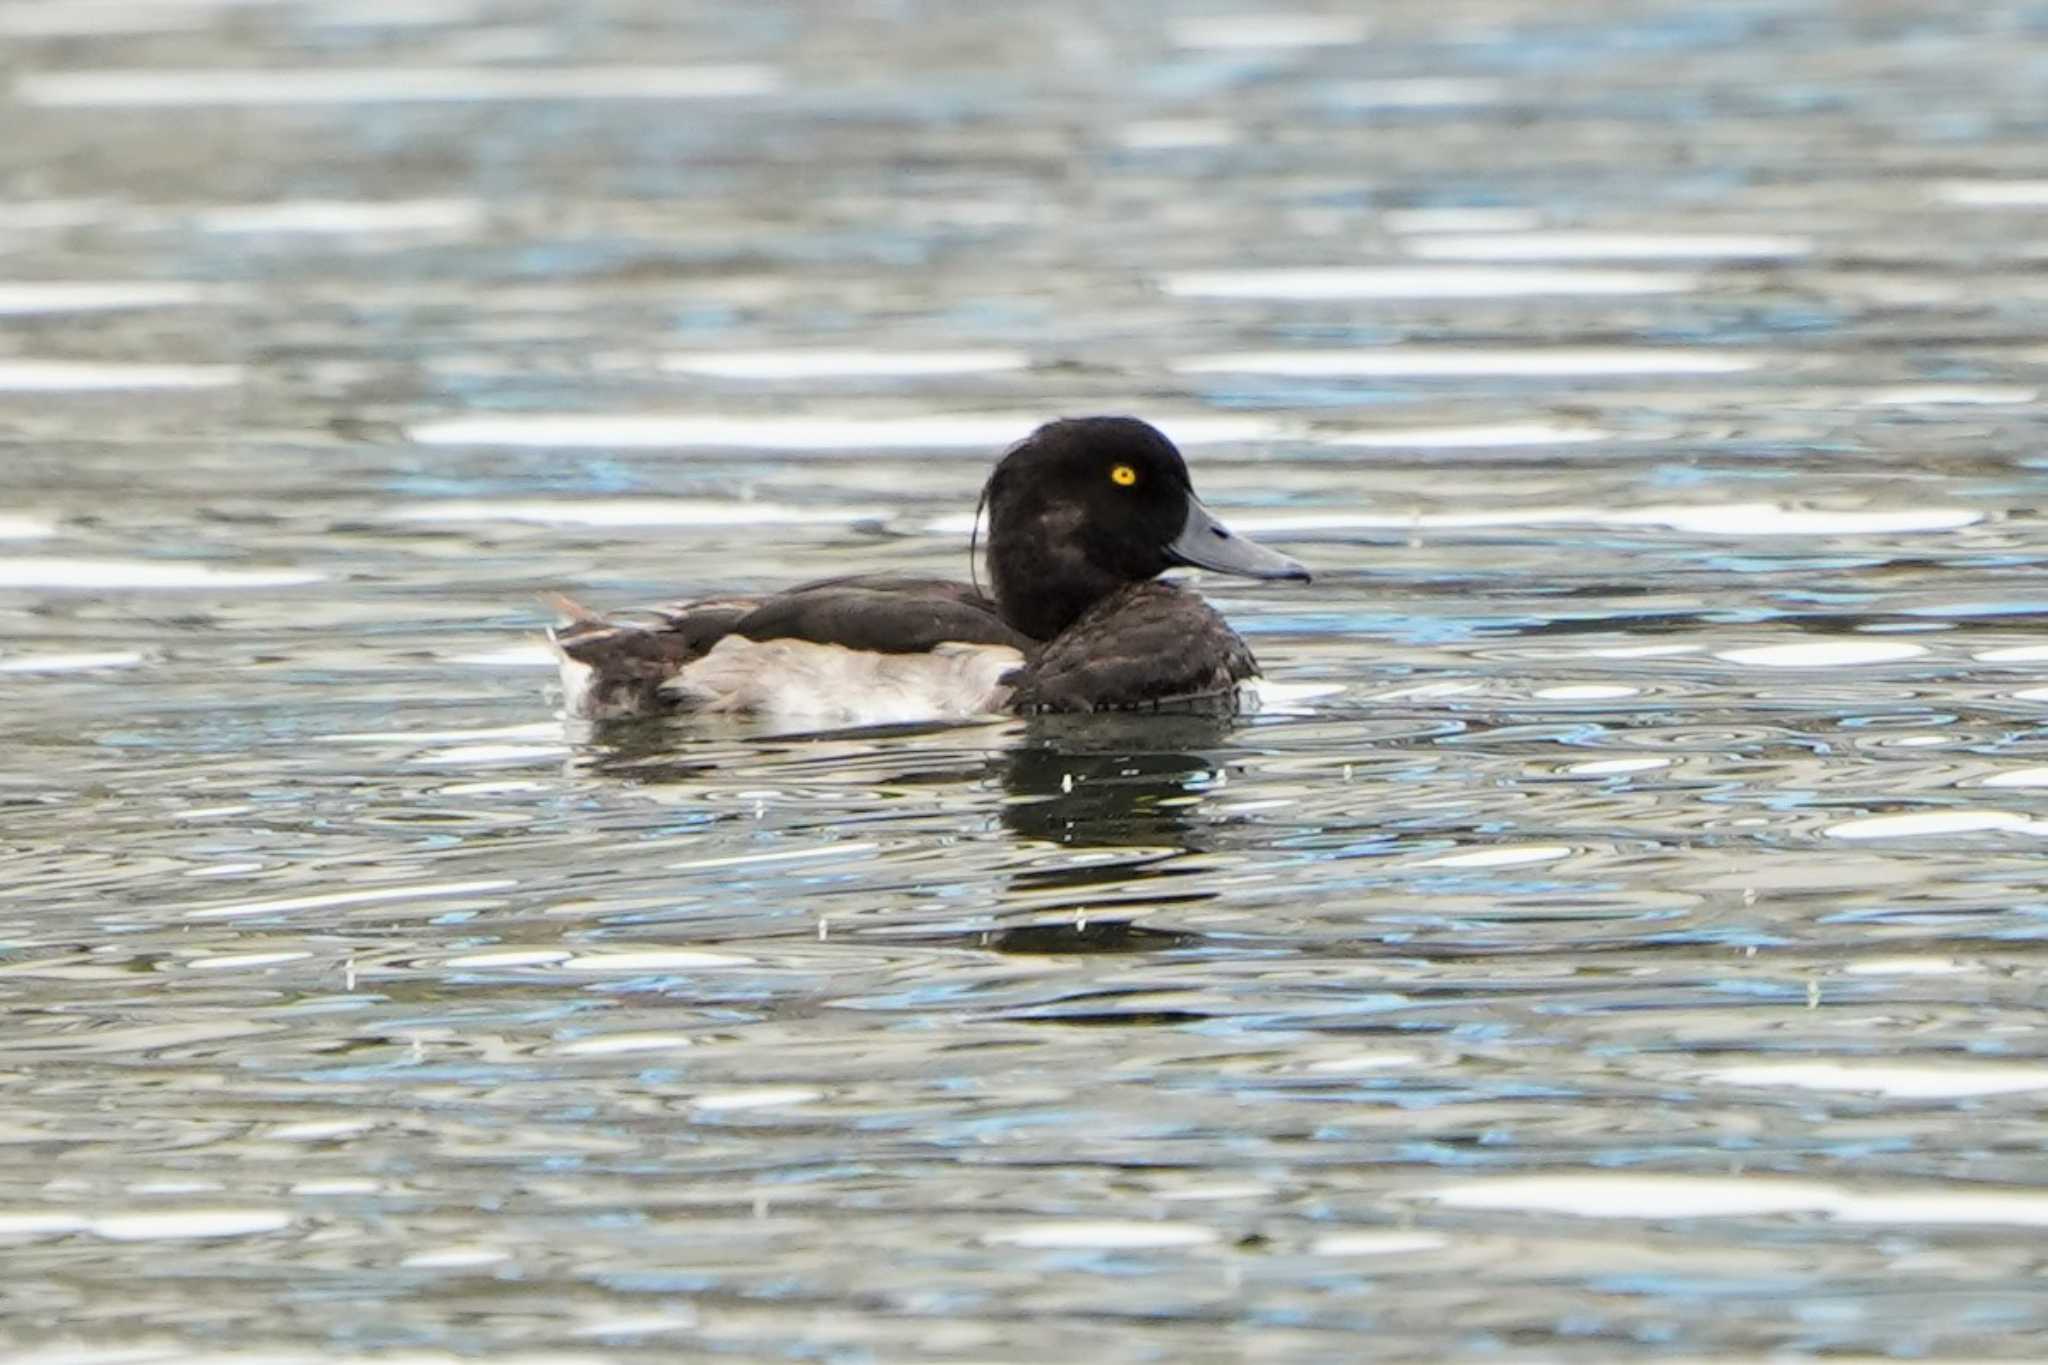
547, 417, 1309, 725
983, 713, 1239, 954
999, 713, 1240, 850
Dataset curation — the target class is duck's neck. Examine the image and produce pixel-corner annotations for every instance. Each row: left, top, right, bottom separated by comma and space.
989, 532, 1127, 642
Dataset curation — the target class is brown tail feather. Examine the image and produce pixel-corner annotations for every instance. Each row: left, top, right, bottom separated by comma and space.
541, 592, 766, 719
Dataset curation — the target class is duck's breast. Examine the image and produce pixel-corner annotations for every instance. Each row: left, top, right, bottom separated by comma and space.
1005, 581, 1259, 713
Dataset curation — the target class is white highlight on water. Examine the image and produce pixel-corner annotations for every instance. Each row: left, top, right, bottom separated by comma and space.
1161, 265, 1698, 299
269, 1119, 378, 1142
1579, 643, 1702, 658
560, 950, 754, 971
1418, 844, 1572, 869
1175, 347, 1755, 377
557, 1032, 696, 1057
1407, 231, 1811, 261
1566, 757, 1671, 776
448, 643, 558, 667
0, 360, 242, 391
1151, 1181, 1275, 1202
184, 861, 264, 878
1934, 180, 2048, 207
1717, 641, 1927, 668
1423, 1173, 2048, 1226
668, 842, 879, 873
1116, 119, 1240, 150
1842, 957, 1976, 977
389, 499, 890, 527
1312, 1231, 1451, 1256
1826, 810, 2047, 841
196, 199, 485, 233
1325, 420, 1612, 448
661, 349, 1028, 379
693, 1088, 823, 1111
17, 64, 782, 107
570, 1310, 703, 1338
984, 1220, 1220, 1249
0, 558, 321, 589
292, 1179, 384, 1198
90, 1209, 291, 1240
0, 282, 212, 313
409, 742, 568, 767
1860, 383, 2038, 406
1303, 1051, 1425, 1074
184, 950, 313, 971
1703, 1060, 2048, 1100
1973, 641, 2048, 663
185, 877, 517, 922
0, 650, 146, 672
1334, 78, 1506, 107
444, 949, 569, 969
402, 1245, 512, 1269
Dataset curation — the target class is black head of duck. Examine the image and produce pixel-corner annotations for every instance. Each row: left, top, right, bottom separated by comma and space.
979, 415, 1309, 642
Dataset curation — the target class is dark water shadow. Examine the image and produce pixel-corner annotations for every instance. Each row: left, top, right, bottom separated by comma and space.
997, 712, 1240, 851
980, 712, 1242, 954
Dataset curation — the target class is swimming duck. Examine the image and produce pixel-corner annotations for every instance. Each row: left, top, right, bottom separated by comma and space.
547, 415, 1310, 724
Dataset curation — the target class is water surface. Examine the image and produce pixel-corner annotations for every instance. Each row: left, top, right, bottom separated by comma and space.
6, 1, 2048, 1359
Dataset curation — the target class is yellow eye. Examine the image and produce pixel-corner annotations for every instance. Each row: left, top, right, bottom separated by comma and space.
1110, 464, 1138, 487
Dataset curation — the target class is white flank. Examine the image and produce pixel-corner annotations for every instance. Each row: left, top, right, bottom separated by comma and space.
663, 636, 1025, 726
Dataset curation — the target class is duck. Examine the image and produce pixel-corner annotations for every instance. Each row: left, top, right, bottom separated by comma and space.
546, 415, 1311, 724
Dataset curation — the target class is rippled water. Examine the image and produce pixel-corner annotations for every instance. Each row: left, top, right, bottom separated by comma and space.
7, 1, 2048, 1360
